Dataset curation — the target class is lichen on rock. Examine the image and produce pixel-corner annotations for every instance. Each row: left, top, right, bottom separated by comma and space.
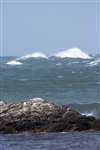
0, 98, 100, 134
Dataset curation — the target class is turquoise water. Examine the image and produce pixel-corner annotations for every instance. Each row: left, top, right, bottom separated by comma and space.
0, 56, 100, 150
0, 56, 100, 117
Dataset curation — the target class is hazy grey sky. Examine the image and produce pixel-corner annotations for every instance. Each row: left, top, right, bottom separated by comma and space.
0, 0, 99, 56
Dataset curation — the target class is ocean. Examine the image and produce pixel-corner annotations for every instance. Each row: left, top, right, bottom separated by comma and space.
0, 54, 100, 149
0, 132, 100, 150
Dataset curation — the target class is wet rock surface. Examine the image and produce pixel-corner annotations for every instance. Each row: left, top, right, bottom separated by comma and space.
0, 98, 100, 133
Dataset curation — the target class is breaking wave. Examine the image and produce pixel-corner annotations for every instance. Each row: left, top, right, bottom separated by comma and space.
70, 103, 100, 118
53, 48, 91, 59
17, 52, 48, 60
6, 60, 23, 65
81, 112, 96, 117
5, 48, 98, 66
6, 52, 48, 65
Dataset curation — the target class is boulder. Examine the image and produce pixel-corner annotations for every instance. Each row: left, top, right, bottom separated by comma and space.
0, 98, 100, 133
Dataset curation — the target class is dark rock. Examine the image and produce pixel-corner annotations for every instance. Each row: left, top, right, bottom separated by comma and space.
0, 98, 100, 133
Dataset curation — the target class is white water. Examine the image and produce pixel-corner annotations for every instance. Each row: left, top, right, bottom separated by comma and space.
5, 48, 92, 66
82, 111, 95, 117
6, 60, 23, 65
17, 52, 48, 60
54, 48, 91, 59
88, 59, 100, 66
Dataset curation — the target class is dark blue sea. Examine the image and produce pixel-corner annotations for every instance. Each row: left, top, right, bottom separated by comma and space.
0, 55, 100, 149
0, 132, 100, 150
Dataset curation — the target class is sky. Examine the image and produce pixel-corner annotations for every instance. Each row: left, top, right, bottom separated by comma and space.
0, 0, 99, 56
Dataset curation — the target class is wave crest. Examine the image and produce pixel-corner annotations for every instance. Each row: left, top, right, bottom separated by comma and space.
54, 48, 91, 59
6, 60, 23, 65
17, 52, 48, 60
88, 59, 100, 66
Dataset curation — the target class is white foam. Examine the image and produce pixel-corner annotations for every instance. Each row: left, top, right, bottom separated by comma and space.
6, 60, 23, 65
56, 63, 62, 66
31, 97, 44, 101
57, 75, 64, 79
89, 59, 100, 66
72, 71, 76, 74
17, 52, 48, 60
82, 112, 95, 117
54, 48, 91, 59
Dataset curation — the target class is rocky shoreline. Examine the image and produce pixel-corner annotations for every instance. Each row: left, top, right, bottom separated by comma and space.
0, 98, 100, 134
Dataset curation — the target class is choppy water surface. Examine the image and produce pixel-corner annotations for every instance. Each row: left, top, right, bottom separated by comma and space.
0, 56, 100, 117
0, 56, 100, 150
0, 132, 100, 150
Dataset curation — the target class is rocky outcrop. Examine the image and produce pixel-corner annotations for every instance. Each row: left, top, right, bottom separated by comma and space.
0, 98, 100, 133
